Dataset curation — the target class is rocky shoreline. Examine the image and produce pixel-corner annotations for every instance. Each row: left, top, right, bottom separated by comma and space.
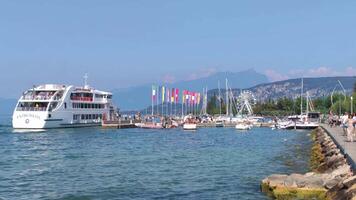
261, 127, 356, 200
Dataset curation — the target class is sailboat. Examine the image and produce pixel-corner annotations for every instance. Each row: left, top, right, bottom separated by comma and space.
278, 78, 320, 130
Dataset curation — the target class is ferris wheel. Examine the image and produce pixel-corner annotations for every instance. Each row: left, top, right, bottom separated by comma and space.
236, 90, 257, 115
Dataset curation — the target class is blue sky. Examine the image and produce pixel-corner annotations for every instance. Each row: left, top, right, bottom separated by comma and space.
1, 1, 356, 98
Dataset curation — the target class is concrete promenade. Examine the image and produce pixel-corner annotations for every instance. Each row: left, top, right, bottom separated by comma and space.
321, 124, 356, 171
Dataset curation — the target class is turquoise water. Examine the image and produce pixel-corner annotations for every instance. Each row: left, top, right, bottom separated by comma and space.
0, 119, 312, 200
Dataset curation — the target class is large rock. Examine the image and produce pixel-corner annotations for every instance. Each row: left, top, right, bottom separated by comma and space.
324, 176, 344, 189
346, 184, 356, 199
343, 176, 356, 188
325, 148, 340, 157
262, 174, 288, 188
326, 154, 346, 168
330, 164, 352, 178
262, 127, 354, 200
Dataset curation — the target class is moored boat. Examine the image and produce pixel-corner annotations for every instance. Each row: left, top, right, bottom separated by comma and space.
12, 82, 114, 129
183, 123, 197, 130
215, 120, 224, 127
135, 122, 163, 129
235, 123, 252, 130
183, 115, 198, 130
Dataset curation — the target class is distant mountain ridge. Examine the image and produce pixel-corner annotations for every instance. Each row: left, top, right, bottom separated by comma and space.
112, 69, 269, 110
208, 76, 356, 102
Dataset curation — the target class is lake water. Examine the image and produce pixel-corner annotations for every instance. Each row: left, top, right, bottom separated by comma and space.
0, 119, 312, 200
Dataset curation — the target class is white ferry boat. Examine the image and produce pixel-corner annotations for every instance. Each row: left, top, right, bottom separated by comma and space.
12, 83, 114, 129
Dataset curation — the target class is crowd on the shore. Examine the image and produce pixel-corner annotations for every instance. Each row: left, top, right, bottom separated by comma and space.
329, 111, 356, 142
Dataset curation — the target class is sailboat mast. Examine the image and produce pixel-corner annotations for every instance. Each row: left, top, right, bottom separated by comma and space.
300, 78, 303, 115
218, 81, 222, 116
225, 78, 229, 116
306, 92, 309, 115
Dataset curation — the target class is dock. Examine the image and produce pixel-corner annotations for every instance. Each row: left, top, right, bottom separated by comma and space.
321, 124, 356, 171
197, 122, 274, 128
101, 119, 139, 129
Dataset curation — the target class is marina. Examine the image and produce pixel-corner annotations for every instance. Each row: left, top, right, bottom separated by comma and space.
1, 1, 356, 199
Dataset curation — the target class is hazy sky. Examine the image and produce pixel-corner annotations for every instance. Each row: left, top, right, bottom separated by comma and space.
1, 1, 356, 98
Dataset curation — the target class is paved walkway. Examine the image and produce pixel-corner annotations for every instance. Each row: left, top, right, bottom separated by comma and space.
321, 124, 356, 170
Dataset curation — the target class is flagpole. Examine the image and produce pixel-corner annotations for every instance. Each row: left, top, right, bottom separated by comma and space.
151, 85, 154, 116
161, 86, 164, 116
166, 88, 168, 117
181, 94, 184, 118
156, 85, 159, 116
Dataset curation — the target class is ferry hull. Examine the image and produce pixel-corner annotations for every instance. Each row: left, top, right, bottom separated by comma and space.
12, 111, 101, 129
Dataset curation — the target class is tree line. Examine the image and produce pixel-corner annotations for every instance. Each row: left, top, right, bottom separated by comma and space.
206, 91, 355, 117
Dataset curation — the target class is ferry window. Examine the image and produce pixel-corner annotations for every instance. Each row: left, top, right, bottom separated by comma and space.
48, 114, 51, 118
64, 103, 67, 109
81, 115, 84, 120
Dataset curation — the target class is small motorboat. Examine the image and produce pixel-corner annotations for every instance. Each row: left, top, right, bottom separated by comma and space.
135, 122, 163, 129
215, 120, 224, 127
183, 115, 198, 130
183, 123, 197, 130
235, 123, 252, 130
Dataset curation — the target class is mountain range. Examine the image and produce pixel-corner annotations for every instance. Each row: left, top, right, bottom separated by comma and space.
112, 69, 268, 110
208, 76, 356, 102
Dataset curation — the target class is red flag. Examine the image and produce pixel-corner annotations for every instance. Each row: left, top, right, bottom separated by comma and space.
171, 88, 175, 103
175, 88, 179, 102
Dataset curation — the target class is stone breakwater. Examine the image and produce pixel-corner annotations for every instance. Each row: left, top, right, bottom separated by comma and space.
261, 127, 356, 200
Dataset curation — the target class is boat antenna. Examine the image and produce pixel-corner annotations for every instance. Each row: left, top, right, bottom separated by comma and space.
84, 73, 89, 89
225, 78, 229, 116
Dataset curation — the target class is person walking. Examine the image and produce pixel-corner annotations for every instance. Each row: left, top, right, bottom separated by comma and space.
341, 112, 349, 136
347, 114, 354, 142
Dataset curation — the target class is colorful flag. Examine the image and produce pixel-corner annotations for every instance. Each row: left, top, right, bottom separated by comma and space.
192, 92, 196, 105
170, 88, 174, 103
187, 91, 191, 104
175, 88, 179, 103
166, 87, 170, 103
197, 93, 201, 105
152, 85, 156, 101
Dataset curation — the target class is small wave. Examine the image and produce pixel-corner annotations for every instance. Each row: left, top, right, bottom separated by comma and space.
12, 129, 46, 133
